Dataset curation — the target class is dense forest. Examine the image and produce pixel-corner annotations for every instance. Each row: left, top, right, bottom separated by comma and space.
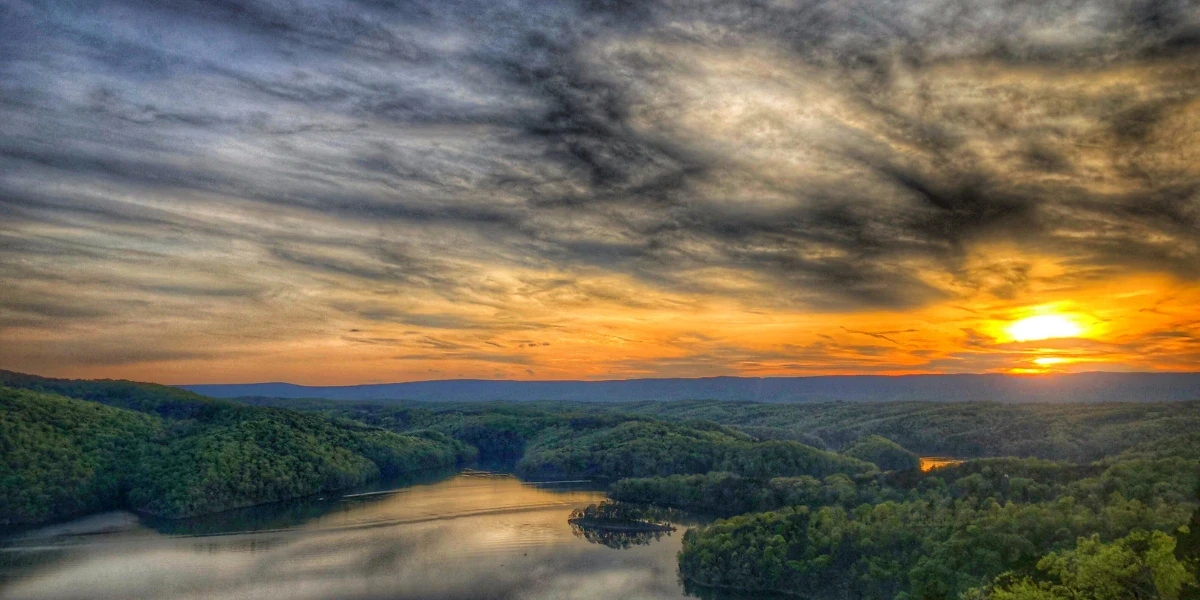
234, 398, 880, 481
664, 429, 1199, 598
614, 399, 1200, 462
4, 371, 1198, 599
0, 372, 472, 526
1, 386, 161, 526
238, 394, 1200, 599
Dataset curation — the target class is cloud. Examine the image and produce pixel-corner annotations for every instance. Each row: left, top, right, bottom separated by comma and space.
1, 0, 1198, 379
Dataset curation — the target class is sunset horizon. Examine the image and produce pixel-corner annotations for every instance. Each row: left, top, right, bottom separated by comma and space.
4, 0, 1199, 385
7, 272, 1200, 384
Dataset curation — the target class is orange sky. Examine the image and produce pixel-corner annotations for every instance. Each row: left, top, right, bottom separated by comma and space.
5, 258, 1197, 385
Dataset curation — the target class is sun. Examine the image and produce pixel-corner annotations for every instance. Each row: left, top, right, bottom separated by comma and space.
1007, 314, 1083, 342
1032, 356, 1070, 366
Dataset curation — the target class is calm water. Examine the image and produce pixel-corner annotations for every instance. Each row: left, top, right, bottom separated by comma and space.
0, 471, 728, 600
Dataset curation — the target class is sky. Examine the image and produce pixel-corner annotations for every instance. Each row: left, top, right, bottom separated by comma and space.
1, 0, 1199, 384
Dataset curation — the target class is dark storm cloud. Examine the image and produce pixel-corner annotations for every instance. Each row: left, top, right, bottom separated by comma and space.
1, 0, 1199, 370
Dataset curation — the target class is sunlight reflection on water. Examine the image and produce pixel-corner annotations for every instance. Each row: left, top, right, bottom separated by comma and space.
0, 472, 702, 600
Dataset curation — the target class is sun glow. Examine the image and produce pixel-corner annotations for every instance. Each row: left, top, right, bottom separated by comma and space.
1032, 356, 1071, 366
1006, 314, 1083, 342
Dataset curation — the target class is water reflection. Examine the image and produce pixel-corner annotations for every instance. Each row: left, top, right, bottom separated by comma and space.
146, 467, 463, 536
0, 472, 702, 600
680, 580, 797, 600
919, 456, 965, 472
570, 523, 674, 549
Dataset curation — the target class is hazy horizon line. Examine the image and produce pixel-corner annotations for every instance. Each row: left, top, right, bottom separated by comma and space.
174, 369, 1200, 388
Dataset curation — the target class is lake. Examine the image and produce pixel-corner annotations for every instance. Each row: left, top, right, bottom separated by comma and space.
0, 470, 747, 600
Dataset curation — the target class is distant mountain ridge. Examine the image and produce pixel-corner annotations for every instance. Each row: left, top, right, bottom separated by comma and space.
181, 372, 1200, 403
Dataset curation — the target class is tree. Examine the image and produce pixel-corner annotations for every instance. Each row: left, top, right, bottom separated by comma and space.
984, 531, 1195, 600
1177, 486, 1200, 600
842, 435, 921, 472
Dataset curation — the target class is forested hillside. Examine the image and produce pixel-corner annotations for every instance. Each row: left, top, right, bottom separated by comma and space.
238, 398, 877, 482
0, 386, 161, 526
6, 372, 1198, 599
0, 373, 472, 526
617, 399, 1200, 462
239, 394, 1200, 599
674, 430, 1200, 599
